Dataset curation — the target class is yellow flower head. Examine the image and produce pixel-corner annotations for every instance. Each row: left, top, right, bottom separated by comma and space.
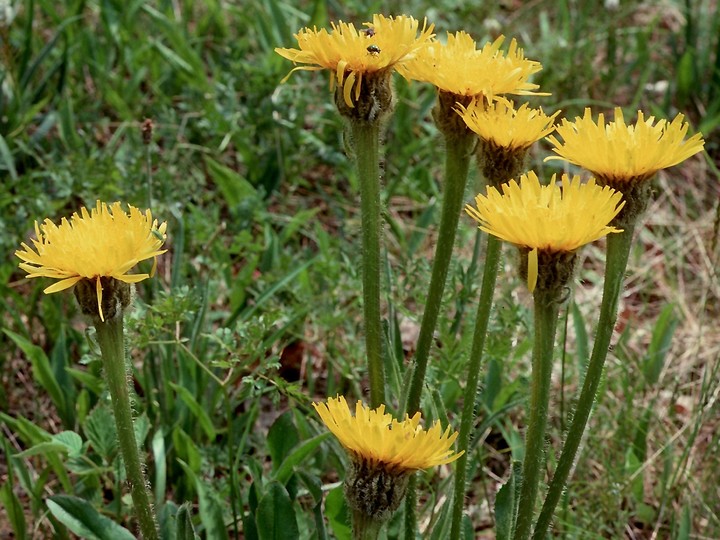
15, 201, 167, 321
546, 107, 705, 181
398, 32, 545, 99
275, 15, 434, 108
466, 172, 624, 292
456, 99, 559, 150
313, 396, 462, 474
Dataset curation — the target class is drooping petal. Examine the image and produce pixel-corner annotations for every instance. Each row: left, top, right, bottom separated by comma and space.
527, 248, 539, 293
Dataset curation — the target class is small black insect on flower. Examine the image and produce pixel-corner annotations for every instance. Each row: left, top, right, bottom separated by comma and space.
367, 44, 381, 55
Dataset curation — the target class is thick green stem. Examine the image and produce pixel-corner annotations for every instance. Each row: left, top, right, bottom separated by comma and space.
349, 119, 385, 408
513, 287, 562, 540
406, 132, 475, 416
403, 475, 418, 540
351, 510, 383, 540
532, 225, 636, 539
95, 316, 159, 540
449, 234, 502, 540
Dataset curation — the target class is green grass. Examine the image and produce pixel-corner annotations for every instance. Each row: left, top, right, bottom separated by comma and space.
1, 0, 719, 538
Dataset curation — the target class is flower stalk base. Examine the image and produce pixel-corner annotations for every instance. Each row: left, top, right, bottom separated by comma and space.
532, 223, 637, 539
346, 460, 410, 540
513, 250, 576, 540
450, 234, 502, 540
94, 306, 158, 540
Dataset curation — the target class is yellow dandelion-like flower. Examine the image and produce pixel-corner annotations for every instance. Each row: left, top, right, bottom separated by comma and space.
398, 32, 545, 99
456, 99, 559, 150
275, 14, 434, 108
15, 201, 167, 321
313, 396, 462, 474
546, 107, 705, 182
466, 172, 624, 292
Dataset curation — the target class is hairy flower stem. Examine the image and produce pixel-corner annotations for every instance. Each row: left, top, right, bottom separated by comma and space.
449, 234, 502, 540
513, 286, 562, 540
95, 316, 159, 540
403, 477, 418, 540
406, 131, 475, 416
402, 128, 474, 540
532, 223, 636, 539
352, 509, 384, 540
350, 119, 385, 408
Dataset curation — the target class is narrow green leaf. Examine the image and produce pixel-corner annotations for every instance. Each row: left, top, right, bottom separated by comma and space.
16, 442, 68, 458
484, 357, 503, 410
0, 473, 27, 540
495, 471, 515, 540
0, 412, 52, 446
571, 301, 589, 373
428, 497, 451, 540
152, 429, 167, 508
272, 433, 330, 485
169, 383, 216, 440
4, 330, 65, 415
19, 16, 80, 90
676, 49, 696, 105
0, 483, 26, 538
66, 368, 104, 397
643, 304, 679, 385
256, 481, 299, 540
47, 495, 135, 540
632, 408, 652, 463
279, 207, 321, 244
325, 484, 351, 540
309, 0, 328, 29
175, 502, 199, 540
173, 428, 202, 473
267, 412, 299, 471
152, 39, 194, 73
242, 511, 259, 540
0, 134, 17, 181
677, 504, 691, 540
204, 156, 257, 208
624, 447, 644, 502
227, 256, 316, 326
297, 476, 324, 537
158, 501, 179, 540
177, 460, 228, 540
266, 0, 292, 45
